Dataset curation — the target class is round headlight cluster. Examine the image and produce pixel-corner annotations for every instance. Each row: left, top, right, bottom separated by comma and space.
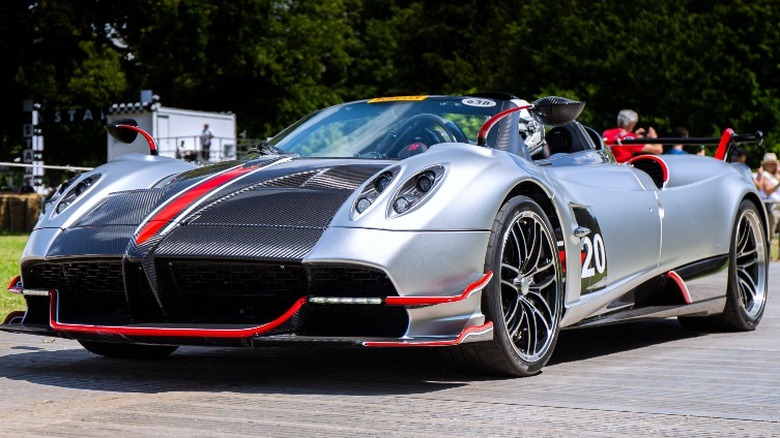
415, 171, 435, 192
54, 173, 101, 215
352, 165, 445, 219
353, 169, 399, 215
389, 165, 444, 217
374, 172, 393, 193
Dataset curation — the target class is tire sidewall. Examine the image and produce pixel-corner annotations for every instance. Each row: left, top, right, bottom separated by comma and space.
483, 195, 562, 375
727, 200, 768, 329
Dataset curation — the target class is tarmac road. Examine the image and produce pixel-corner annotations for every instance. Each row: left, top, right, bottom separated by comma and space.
0, 265, 778, 437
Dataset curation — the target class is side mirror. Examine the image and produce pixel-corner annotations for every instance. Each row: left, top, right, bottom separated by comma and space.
530, 96, 585, 126
106, 119, 140, 144
105, 119, 159, 156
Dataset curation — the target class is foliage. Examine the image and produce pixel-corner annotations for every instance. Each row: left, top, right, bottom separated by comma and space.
1, 0, 779, 169
0, 235, 27, 316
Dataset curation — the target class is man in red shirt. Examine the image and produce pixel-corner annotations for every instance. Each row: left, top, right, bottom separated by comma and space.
602, 109, 663, 163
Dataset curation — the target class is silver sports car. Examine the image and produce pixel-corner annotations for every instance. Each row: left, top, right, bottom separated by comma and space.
1, 94, 769, 376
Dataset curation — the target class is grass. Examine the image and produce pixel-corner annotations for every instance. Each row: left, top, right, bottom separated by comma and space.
0, 233, 777, 319
0, 234, 28, 317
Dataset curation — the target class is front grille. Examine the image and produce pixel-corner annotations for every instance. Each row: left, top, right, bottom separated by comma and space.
22, 259, 409, 338
160, 260, 407, 337
161, 260, 308, 324
22, 260, 129, 323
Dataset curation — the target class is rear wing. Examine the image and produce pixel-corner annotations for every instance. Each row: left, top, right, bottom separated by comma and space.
603, 129, 763, 162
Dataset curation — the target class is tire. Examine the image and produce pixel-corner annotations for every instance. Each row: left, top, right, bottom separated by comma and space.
443, 195, 562, 376
679, 199, 768, 331
78, 340, 178, 359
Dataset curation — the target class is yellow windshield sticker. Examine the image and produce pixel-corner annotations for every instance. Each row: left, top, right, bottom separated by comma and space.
368, 96, 429, 103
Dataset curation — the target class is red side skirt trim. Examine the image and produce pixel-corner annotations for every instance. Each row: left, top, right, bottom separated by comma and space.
667, 270, 692, 304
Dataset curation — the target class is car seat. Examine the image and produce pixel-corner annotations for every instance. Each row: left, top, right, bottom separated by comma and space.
545, 122, 597, 155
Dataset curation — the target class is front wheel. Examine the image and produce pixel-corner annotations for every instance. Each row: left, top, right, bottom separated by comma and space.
679, 199, 768, 331
443, 196, 562, 376
79, 340, 178, 359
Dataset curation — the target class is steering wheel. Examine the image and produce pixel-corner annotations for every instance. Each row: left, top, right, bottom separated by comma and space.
377, 113, 469, 157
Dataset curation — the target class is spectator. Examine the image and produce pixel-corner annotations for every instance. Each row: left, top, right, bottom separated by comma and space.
665, 126, 689, 155
602, 109, 663, 163
177, 140, 197, 162
756, 152, 780, 246
731, 146, 748, 163
200, 123, 214, 162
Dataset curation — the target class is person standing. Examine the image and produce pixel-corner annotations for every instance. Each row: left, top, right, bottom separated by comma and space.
756, 152, 780, 252
602, 109, 663, 163
665, 127, 689, 155
200, 123, 214, 162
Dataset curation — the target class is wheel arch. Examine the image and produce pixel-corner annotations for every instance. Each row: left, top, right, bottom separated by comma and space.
502, 180, 567, 312
503, 181, 563, 244
742, 192, 772, 245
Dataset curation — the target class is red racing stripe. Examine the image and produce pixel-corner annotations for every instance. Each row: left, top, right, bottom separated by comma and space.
134, 163, 265, 245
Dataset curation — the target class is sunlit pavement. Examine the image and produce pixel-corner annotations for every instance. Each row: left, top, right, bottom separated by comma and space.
0, 264, 778, 437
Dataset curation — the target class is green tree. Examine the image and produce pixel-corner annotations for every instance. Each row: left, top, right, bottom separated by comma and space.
1, 0, 128, 171
2, 0, 779, 171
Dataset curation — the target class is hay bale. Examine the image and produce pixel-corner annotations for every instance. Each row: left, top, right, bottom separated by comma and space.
0, 194, 42, 232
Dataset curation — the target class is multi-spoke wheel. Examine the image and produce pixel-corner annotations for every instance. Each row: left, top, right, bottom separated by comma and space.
679, 199, 768, 331
442, 195, 562, 376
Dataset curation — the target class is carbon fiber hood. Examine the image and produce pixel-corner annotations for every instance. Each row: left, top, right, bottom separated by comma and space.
48, 157, 391, 261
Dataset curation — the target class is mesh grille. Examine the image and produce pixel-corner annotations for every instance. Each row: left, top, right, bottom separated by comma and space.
21, 259, 407, 337
159, 259, 405, 335
23, 260, 129, 323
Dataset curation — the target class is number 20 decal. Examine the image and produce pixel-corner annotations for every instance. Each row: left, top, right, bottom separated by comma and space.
581, 233, 606, 279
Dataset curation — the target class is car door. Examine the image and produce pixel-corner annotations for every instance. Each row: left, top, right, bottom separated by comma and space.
545, 162, 662, 301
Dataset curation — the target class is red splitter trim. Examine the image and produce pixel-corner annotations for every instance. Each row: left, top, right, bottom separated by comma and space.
7, 275, 22, 294
384, 271, 492, 306
134, 162, 267, 245
363, 322, 494, 347
667, 271, 692, 304
48, 290, 307, 338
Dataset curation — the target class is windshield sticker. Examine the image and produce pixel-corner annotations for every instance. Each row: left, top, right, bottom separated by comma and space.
368, 96, 429, 103
461, 98, 497, 108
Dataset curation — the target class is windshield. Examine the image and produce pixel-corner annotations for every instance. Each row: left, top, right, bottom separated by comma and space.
268, 96, 516, 159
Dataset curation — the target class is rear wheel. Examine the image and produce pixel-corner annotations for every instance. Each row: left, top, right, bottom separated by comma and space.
678, 200, 768, 331
79, 340, 178, 359
443, 196, 562, 376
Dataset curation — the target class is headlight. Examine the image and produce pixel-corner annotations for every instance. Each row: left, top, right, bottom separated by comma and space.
41, 173, 80, 215
352, 167, 400, 216
388, 165, 445, 218
53, 173, 102, 215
